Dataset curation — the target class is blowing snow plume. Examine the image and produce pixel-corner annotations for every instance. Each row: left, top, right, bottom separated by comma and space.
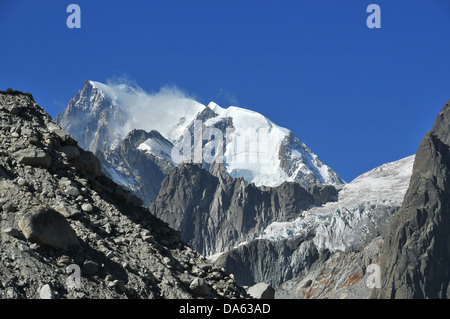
92, 80, 206, 142
56, 79, 343, 197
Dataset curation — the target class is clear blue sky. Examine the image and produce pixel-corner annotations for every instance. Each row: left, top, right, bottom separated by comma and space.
1, 0, 450, 182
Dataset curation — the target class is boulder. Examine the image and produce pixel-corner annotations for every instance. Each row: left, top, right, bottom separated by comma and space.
18, 209, 80, 249
12, 149, 51, 169
247, 283, 275, 299
58, 145, 80, 161
72, 150, 102, 177
39, 284, 54, 299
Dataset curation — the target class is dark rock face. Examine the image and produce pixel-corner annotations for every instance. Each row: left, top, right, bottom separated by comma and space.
150, 163, 338, 256
215, 236, 319, 287
374, 100, 450, 299
0, 90, 247, 299
18, 209, 80, 250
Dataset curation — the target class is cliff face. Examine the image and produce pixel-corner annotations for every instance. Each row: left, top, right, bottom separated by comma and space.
149, 163, 338, 256
214, 236, 319, 287
374, 100, 450, 299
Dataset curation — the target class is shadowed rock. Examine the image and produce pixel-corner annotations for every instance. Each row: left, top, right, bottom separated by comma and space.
18, 209, 80, 250
373, 100, 450, 299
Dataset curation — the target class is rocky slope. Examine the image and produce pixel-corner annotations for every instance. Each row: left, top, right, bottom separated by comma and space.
0, 89, 247, 299
56, 81, 343, 206
373, 100, 450, 299
149, 162, 338, 256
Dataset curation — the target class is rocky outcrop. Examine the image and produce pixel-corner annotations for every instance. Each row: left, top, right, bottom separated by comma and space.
149, 163, 338, 256
215, 236, 319, 287
278, 237, 383, 299
373, 100, 450, 299
0, 90, 247, 299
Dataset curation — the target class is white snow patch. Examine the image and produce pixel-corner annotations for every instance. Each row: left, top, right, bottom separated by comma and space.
138, 138, 174, 163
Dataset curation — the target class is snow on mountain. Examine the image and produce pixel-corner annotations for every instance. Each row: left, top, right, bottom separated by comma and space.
137, 135, 175, 164
56, 80, 344, 190
206, 102, 291, 186
198, 101, 343, 187
259, 155, 415, 252
89, 80, 206, 142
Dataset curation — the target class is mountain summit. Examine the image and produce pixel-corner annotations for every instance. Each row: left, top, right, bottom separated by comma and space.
56, 81, 343, 204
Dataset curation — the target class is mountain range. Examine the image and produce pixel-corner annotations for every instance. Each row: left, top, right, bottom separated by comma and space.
2, 81, 450, 300
55, 80, 344, 205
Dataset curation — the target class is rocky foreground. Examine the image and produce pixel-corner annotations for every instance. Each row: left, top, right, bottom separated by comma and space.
0, 89, 248, 299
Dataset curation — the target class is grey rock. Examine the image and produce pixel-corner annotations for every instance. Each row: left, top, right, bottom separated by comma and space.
216, 237, 318, 287
54, 203, 82, 219
58, 145, 80, 161
2, 227, 21, 238
81, 203, 93, 213
12, 149, 51, 169
112, 280, 127, 294
18, 208, 80, 250
65, 186, 80, 197
2, 202, 15, 213
39, 284, 54, 299
247, 283, 275, 299
16, 178, 27, 187
189, 278, 211, 296
6, 287, 19, 299
163, 257, 172, 266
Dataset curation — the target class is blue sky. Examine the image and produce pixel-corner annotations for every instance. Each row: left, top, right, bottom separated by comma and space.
1, 1, 450, 182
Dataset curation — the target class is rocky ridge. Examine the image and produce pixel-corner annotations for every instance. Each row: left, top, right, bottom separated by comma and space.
0, 89, 247, 299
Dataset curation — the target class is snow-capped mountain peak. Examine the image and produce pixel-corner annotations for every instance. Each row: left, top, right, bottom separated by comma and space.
56, 80, 344, 196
